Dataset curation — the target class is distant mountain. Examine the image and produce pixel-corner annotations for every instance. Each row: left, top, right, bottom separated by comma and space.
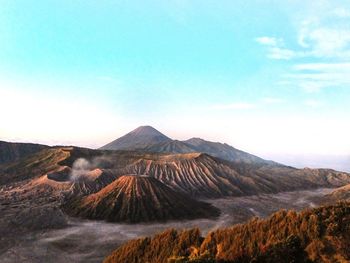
64, 175, 219, 222
184, 137, 272, 164
100, 126, 274, 164
100, 126, 171, 150
0, 141, 48, 165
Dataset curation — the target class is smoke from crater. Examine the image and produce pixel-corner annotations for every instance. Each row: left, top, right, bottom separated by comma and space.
70, 158, 92, 181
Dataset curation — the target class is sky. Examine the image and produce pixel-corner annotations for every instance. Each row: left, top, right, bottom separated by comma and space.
0, 0, 350, 170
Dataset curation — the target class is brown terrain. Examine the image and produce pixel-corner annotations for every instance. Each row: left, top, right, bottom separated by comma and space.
104, 202, 350, 263
1, 126, 350, 262
65, 175, 219, 222
324, 183, 350, 202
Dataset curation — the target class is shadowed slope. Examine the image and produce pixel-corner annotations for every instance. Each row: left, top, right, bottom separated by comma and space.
64, 175, 220, 223
0, 148, 70, 185
0, 141, 48, 165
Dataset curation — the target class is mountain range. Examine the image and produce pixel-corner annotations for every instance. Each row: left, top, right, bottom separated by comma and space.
1, 125, 350, 223
100, 125, 273, 165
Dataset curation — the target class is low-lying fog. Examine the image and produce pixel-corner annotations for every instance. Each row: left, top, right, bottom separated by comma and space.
1, 188, 332, 263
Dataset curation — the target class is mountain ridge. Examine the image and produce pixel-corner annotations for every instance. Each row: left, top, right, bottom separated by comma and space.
0, 141, 49, 165
99, 126, 275, 165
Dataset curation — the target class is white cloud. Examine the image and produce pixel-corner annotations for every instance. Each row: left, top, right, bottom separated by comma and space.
211, 102, 256, 110
305, 28, 350, 58
257, 3, 350, 60
255, 36, 298, 60
267, 47, 297, 60
285, 62, 350, 92
293, 62, 350, 71
332, 7, 350, 18
257, 3, 350, 92
261, 97, 284, 104
255, 37, 280, 46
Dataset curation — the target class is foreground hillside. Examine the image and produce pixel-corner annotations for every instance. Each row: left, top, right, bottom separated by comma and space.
104, 202, 350, 263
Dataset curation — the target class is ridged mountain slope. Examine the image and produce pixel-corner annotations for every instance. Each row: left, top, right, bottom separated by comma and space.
115, 153, 350, 198
0, 147, 70, 185
3, 146, 350, 199
64, 175, 220, 222
184, 137, 273, 164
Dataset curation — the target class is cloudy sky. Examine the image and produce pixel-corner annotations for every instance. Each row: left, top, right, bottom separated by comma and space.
0, 0, 349, 170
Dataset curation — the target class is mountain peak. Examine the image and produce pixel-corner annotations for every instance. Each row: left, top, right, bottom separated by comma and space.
100, 126, 171, 150
129, 125, 168, 137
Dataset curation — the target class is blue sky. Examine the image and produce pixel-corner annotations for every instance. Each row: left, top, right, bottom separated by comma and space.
1, 0, 350, 169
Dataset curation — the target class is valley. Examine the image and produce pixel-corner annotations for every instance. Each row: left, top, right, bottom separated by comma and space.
0, 188, 332, 263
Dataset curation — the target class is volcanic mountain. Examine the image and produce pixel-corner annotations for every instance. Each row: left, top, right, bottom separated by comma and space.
64, 175, 220, 223
100, 126, 171, 151
100, 126, 273, 164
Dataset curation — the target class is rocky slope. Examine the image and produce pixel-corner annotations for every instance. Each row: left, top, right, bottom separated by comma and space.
325, 183, 350, 201
115, 153, 350, 198
104, 202, 350, 263
64, 175, 220, 223
0, 141, 48, 165
0, 147, 70, 185
184, 137, 272, 164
